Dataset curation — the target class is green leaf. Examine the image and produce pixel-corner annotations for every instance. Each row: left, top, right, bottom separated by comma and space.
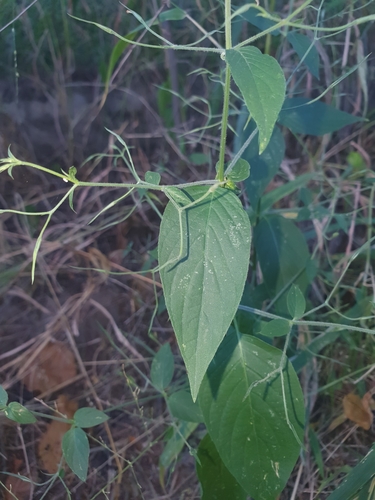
68, 166, 77, 180
159, 186, 251, 401
225, 158, 250, 182
145, 170, 161, 185
102, 36, 133, 84
197, 433, 247, 500
327, 444, 375, 500
308, 428, 324, 479
226, 47, 286, 153
258, 318, 291, 338
62, 427, 89, 481
287, 284, 306, 319
291, 330, 343, 373
167, 187, 192, 205
4, 402, 36, 424
0, 385, 8, 408
278, 97, 364, 135
73, 408, 109, 428
159, 421, 198, 470
168, 390, 204, 423
240, 6, 280, 35
159, 7, 185, 22
234, 114, 285, 208
287, 32, 320, 78
253, 215, 312, 311
151, 343, 175, 391
198, 332, 304, 499
260, 172, 315, 213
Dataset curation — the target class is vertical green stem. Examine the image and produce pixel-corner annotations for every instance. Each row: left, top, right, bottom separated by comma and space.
217, 0, 232, 183
264, 0, 275, 55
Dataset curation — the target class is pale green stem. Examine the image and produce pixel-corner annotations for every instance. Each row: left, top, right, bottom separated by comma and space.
217, 0, 232, 183
238, 305, 375, 336
0, 161, 222, 191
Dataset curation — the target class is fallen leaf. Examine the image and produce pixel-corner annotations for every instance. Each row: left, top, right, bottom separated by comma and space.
21, 341, 77, 394
38, 395, 78, 473
4, 475, 32, 500
4, 459, 33, 500
343, 392, 373, 430
328, 413, 347, 432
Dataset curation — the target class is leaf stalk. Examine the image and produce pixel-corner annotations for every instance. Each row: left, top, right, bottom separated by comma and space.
217, 0, 232, 183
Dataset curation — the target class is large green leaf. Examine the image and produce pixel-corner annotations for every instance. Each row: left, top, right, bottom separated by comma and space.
198, 331, 305, 500
278, 97, 364, 135
168, 389, 204, 423
196, 433, 247, 500
159, 186, 251, 400
234, 112, 285, 208
62, 427, 89, 481
327, 444, 375, 500
253, 215, 312, 310
239, 6, 280, 35
226, 47, 286, 153
151, 342, 175, 392
287, 32, 320, 78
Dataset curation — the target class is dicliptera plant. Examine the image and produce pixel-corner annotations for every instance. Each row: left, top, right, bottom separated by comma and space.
1, 1, 374, 498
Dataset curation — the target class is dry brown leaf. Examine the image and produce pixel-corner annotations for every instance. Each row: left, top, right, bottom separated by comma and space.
343, 392, 373, 430
38, 395, 78, 474
22, 341, 77, 394
328, 413, 347, 432
362, 391, 373, 413
4, 459, 33, 500
4, 476, 32, 500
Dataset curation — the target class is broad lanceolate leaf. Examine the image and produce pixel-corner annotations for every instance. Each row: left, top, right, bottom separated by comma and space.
254, 215, 312, 312
151, 343, 175, 391
198, 331, 305, 500
234, 112, 285, 208
287, 32, 320, 78
4, 402, 36, 424
168, 389, 204, 423
159, 186, 251, 401
287, 284, 306, 319
226, 47, 286, 154
278, 97, 364, 135
62, 427, 89, 481
239, 6, 280, 35
73, 408, 109, 428
327, 444, 375, 500
258, 318, 291, 338
197, 433, 247, 500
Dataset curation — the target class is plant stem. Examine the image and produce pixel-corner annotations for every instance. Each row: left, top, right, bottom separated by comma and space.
217, 0, 232, 182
